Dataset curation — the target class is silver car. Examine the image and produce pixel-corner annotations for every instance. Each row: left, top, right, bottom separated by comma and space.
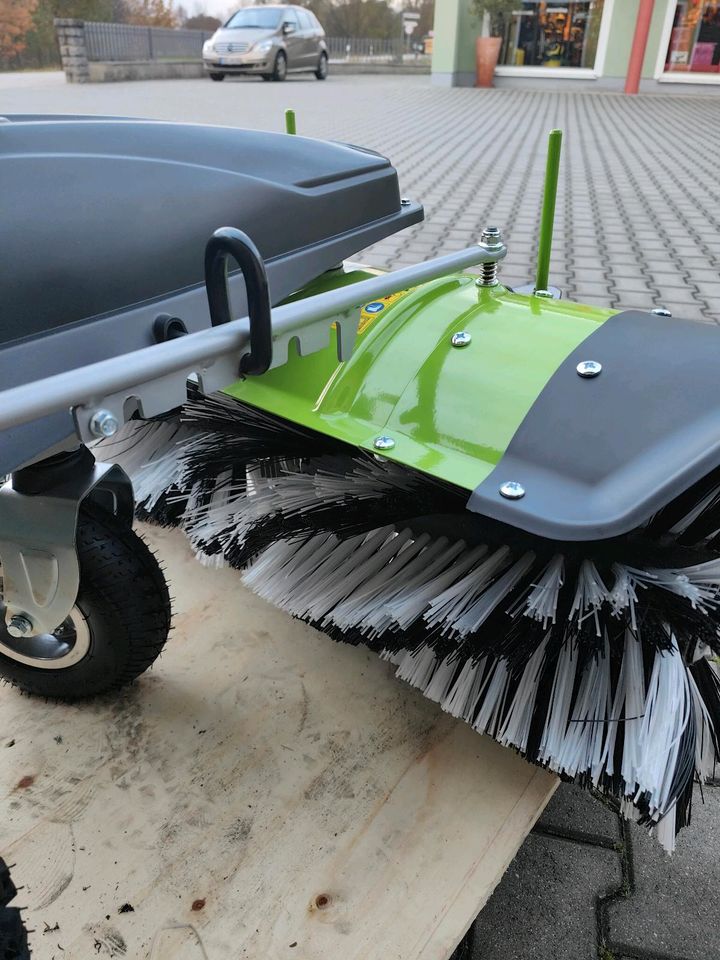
202, 5, 328, 82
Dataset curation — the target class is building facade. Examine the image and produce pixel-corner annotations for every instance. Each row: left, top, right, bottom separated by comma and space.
432, 0, 720, 91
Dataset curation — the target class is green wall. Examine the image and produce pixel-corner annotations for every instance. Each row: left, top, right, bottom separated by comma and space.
602, 0, 669, 78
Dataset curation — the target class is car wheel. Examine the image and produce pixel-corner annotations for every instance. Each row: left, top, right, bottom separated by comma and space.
315, 52, 328, 80
209, 72, 225, 81
272, 51, 287, 81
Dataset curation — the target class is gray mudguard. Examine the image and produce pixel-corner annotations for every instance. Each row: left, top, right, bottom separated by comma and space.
469, 310, 720, 542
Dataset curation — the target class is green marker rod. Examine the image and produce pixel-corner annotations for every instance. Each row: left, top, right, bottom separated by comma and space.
535, 128, 563, 293
285, 109, 297, 135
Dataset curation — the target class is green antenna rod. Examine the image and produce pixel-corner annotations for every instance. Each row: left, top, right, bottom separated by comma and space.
535, 129, 563, 294
285, 109, 297, 135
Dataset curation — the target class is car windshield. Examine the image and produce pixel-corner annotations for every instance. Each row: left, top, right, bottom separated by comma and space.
225, 8, 282, 29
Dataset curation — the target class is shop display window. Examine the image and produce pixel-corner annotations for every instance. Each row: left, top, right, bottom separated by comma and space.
499, 1, 606, 69
664, 1, 720, 72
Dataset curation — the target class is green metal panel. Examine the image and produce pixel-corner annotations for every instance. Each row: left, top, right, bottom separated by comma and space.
224, 273, 614, 492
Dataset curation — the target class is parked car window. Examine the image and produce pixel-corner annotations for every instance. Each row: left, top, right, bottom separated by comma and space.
296, 9, 313, 31
225, 8, 282, 29
283, 9, 299, 30
309, 11, 323, 31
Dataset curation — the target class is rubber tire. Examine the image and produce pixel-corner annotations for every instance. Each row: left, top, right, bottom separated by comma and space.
271, 51, 287, 81
0, 506, 171, 701
0, 859, 30, 960
315, 52, 328, 80
261, 74, 272, 81
209, 73, 225, 81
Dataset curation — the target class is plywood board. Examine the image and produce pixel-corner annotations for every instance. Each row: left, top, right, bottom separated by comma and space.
0, 525, 556, 960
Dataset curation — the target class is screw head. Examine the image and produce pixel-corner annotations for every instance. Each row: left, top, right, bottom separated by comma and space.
451, 331, 472, 348
7, 615, 33, 638
89, 409, 119, 438
576, 360, 602, 379
400, 197, 411, 206
499, 481, 525, 500
651, 307, 672, 318
373, 436, 395, 451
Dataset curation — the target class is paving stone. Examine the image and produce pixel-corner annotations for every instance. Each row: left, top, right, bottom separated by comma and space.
607, 787, 720, 960
537, 783, 621, 844
469, 832, 621, 960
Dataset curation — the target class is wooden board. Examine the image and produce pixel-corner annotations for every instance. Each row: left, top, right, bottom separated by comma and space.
0, 525, 556, 960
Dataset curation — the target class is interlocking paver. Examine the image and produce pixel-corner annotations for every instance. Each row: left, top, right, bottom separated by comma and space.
468, 831, 622, 960
607, 787, 720, 960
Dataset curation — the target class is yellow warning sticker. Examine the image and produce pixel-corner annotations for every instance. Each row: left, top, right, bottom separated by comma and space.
358, 289, 409, 335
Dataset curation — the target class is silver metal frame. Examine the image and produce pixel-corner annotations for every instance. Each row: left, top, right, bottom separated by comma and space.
0, 244, 506, 442
0, 244, 506, 638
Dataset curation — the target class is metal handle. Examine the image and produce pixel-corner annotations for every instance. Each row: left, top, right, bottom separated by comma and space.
204, 227, 272, 376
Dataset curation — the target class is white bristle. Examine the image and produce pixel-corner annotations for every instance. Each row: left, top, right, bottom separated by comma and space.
424, 546, 513, 634
520, 555, 564, 627
453, 552, 536, 637
634, 636, 691, 819
497, 636, 549, 752
538, 639, 578, 766
424, 655, 461, 703
395, 645, 438, 688
95, 419, 187, 510
553, 637, 612, 783
441, 658, 488, 721
570, 560, 609, 636
472, 660, 510, 738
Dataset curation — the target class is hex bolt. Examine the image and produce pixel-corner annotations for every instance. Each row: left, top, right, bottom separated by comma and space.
451, 331, 472, 348
576, 360, 602, 379
373, 436, 395, 451
477, 226, 503, 287
499, 481, 525, 500
7, 614, 34, 639
89, 409, 120, 439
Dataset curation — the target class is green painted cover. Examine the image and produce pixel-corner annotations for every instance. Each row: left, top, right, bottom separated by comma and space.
224, 271, 614, 492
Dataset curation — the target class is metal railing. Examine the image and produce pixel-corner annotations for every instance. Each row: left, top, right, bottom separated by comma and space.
326, 36, 404, 62
82, 22, 416, 65
84, 21, 213, 62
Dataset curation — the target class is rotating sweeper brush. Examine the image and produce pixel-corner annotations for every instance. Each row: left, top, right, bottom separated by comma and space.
0, 117, 718, 852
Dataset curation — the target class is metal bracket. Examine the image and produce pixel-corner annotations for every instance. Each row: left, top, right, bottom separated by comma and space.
0, 462, 132, 637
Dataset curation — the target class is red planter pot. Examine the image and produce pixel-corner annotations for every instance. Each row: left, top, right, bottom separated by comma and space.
475, 36, 502, 88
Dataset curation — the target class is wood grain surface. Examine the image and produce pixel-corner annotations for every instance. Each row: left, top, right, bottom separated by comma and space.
0, 525, 556, 960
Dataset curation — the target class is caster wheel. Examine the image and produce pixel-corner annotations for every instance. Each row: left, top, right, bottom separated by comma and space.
0, 506, 171, 700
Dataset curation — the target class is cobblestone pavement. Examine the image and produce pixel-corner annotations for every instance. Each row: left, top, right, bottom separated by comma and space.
4, 74, 720, 960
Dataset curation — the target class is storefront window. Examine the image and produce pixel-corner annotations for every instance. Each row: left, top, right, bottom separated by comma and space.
499, 1, 605, 69
664, 1, 720, 73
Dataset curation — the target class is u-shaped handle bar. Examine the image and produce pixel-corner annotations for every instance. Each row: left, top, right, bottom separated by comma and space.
204, 227, 272, 376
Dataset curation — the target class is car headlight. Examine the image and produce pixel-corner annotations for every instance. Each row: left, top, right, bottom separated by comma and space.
203, 41, 214, 55
252, 39, 274, 53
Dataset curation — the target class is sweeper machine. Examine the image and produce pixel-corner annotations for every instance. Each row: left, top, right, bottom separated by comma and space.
1, 114, 719, 868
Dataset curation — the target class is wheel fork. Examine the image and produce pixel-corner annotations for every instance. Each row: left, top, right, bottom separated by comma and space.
0, 446, 133, 638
